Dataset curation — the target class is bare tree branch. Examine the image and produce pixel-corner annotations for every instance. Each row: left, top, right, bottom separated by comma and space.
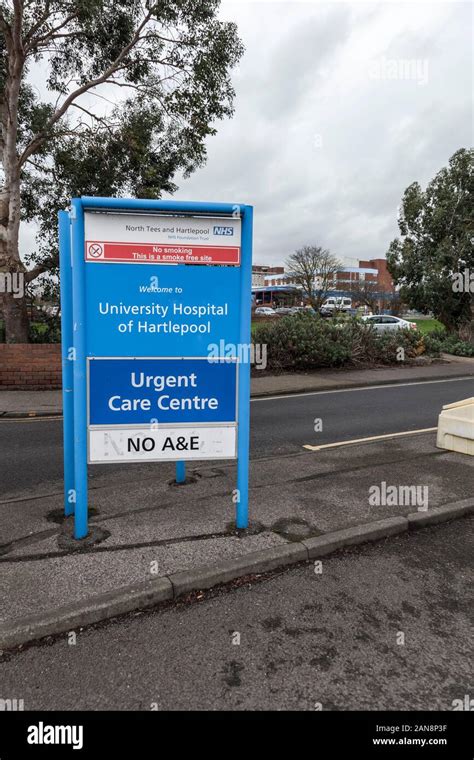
71, 103, 120, 135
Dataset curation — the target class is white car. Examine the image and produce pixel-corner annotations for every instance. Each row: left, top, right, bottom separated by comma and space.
254, 306, 278, 316
361, 315, 417, 332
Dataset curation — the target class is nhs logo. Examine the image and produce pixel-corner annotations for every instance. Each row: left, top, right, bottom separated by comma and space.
213, 225, 234, 236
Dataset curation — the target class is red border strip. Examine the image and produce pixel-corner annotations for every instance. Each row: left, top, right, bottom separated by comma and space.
85, 241, 241, 265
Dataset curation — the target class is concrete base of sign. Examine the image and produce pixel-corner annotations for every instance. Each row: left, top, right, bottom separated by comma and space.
436, 397, 474, 455
169, 475, 198, 487
226, 519, 266, 536
57, 523, 110, 551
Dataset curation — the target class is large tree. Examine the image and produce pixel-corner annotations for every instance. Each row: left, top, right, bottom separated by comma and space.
0, 1, 243, 342
387, 148, 474, 340
285, 245, 341, 310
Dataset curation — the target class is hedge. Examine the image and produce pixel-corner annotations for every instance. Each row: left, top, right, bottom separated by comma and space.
252, 313, 427, 372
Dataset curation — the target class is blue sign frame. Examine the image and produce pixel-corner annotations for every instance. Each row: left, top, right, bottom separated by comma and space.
59, 197, 253, 539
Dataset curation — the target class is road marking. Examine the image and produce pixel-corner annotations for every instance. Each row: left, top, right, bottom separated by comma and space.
251, 376, 473, 402
303, 427, 437, 451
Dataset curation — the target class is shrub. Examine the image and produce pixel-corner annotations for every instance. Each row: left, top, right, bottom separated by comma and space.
253, 314, 351, 370
253, 313, 426, 372
423, 329, 474, 357
375, 328, 425, 363
28, 316, 61, 344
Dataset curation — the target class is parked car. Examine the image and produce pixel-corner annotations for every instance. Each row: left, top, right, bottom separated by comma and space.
361, 315, 417, 332
321, 296, 352, 312
299, 306, 319, 316
255, 306, 278, 316
275, 307, 292, 315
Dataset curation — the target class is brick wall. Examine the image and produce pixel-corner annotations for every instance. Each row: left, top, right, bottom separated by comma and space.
359, 259, 395, 293
0, 344, 62, 389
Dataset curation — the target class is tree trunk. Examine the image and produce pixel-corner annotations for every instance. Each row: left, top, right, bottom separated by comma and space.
0, 183, 29, 343
457, 302, 474, 344
458, 323, 473, 342
1, 29, 29, 344
1, 289, 29, 342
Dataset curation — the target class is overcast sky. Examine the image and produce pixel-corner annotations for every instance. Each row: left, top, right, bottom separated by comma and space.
20, 1, 473, 268
172, 0, 473, 266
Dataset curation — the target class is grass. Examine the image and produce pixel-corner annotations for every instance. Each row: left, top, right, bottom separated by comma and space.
410, 318, 444, 334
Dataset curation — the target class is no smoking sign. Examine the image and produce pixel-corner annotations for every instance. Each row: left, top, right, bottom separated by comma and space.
87, 242, 104, 259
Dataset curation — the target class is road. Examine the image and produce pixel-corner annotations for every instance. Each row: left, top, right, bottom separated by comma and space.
0, 377, 472, 496
0, 518, 471, 710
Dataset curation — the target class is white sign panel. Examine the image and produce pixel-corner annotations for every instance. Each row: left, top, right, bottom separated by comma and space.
85, 212, 241, 265
88, 425, 237, 463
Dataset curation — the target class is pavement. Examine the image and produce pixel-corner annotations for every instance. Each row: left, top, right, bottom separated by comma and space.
1, 516, 471, 711
0, 429, 473, 649
1, 354, 474, 416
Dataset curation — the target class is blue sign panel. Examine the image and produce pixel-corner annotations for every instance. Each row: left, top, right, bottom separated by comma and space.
89, 358, 237, 425
85, 263, 241, 358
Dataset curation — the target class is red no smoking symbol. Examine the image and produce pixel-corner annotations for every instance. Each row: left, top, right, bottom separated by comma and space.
88, 242, 104, 258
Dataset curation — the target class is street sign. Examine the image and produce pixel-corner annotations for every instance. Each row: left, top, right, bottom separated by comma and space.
89, 426, 237, 464
59, 198, 253, 540
87, 357, 238, 462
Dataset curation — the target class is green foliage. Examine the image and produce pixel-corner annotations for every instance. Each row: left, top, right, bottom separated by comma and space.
4, 1, 243, 284
374, 328, 426, 362
253, 313, 426, 372
254, 314, 352, 370
0, 1, 243, 341
386, 148, 474, 338
423, 329, 474, 357
28, 317, 61, 344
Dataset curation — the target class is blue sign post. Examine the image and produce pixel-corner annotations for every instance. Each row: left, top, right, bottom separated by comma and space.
59, 197, 253, 539
58, 210, 74, 518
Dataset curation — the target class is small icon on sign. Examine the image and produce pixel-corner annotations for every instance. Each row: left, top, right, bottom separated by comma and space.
88, 242, 104, 259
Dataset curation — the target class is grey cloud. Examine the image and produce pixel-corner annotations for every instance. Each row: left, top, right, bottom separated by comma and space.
254, 7, 352, 121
